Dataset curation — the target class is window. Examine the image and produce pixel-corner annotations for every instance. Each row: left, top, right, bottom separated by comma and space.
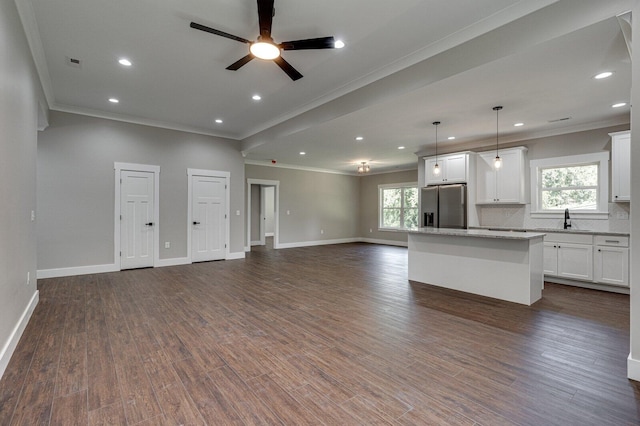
530, 153, 609, 218
379, 183, 418, 230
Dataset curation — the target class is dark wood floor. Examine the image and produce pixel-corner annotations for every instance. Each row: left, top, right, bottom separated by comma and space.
1, 242, 638, 425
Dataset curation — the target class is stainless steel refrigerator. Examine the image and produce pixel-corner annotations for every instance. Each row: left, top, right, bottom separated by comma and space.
420, 184, 467, 229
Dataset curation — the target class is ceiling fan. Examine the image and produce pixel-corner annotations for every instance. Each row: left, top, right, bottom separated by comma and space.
190, 0, 337, 81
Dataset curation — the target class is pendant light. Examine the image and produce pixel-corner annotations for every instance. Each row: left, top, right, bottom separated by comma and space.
432, 121, 441, 175
493, 106, 503, 169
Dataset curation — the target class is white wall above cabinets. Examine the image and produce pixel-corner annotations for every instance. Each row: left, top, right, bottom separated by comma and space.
476, 147, 527, 204
424, 152, 470, 185
610, 131, 630, 202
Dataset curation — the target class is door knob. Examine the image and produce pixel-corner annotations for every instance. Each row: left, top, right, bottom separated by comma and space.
193, 221, 200, 225
145, 222, 154, 226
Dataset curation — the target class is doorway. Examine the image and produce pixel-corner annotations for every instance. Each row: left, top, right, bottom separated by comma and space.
114, 163, 160, 270
188, 169, 230, 262
246, 179, 279, 251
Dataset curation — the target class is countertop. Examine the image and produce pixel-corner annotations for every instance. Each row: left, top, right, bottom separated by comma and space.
472, 226, 629, 237
408, 227, 546, 240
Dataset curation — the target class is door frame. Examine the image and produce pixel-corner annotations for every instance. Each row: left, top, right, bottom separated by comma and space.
114, 162, 160, 271
187, 168, 230, 263
246, 179, 280, 251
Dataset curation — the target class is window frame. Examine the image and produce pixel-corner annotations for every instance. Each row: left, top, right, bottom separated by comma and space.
529, 152, 609, 219
378, 182, 419, 231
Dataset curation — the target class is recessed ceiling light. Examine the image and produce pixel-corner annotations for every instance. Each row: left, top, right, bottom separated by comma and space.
398, 146, 405, 150
448, 136, 456, 140
514, 122, 524, 127
612, 102, 627, 108
215, 119, 223, 124
594, 71, 613, 80
334, 40, 345, 49
300, 152, 306, 155
108, 98, 119, 103
355, 136, 364, 141
118, 58, 132, 67
252, 94, 261, 101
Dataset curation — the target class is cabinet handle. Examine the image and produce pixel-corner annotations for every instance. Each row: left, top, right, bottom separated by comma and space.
605, 240, 619, 244
615, 195, 618, 199
598, 249, 601, 252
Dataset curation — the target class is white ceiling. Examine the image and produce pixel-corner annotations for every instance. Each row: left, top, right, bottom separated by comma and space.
21, 0, 633, 174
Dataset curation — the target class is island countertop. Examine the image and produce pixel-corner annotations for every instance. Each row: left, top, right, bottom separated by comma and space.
408, 227, 546, 240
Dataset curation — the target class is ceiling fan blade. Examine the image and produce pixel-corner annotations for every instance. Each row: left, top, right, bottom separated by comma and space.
257, 0, 274, 39
273, 56, 303, 81
190, 22, 251, 44
226, 54, 255, 71
280, 36, 336, 50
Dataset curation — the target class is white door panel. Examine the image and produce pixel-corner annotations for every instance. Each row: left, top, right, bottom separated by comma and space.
191, 175, 226, 262
121, 171, 154, 270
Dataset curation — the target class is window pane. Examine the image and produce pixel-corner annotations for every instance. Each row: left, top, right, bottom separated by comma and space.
404, 208, 418, 229
404, 188, 418, 208
383, 188, 401, 208
382, 208, 401, 228
542, 189, 598, 210
541, 165, 598, 188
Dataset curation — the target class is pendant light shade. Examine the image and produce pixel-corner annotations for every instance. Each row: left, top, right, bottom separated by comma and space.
433, 121, 441, 175
493, 106, 503, 169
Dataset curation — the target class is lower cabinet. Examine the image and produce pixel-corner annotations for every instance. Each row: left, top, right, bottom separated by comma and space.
543, 233, 629, 288
593, 236, 629, 286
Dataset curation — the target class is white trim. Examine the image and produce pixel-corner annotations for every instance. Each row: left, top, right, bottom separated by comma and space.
0, 291, 39, 380
544, 276, 629, 294
156, 257, 190, 268
278, 238, 360, 249
187, 169, 231, 263
247, 179, 280, 250
628, 354, 640, 381
245, 160, 353, 176
265, 232, 274, 237
37, 263, 118, 279
530, 152, 609, 218
378, 182, 419, 230
114, 163, 160, 270
244, 246, 250, 252
226, 252, 246, 260
360, 238, 408, 247
250, 240, 262, 246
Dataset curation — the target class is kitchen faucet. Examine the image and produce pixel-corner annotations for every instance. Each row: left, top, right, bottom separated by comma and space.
564, 208, 571, 230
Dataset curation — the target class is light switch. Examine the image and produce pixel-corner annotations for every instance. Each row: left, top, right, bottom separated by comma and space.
287, 210, 290, 215
31, 210, 35, 221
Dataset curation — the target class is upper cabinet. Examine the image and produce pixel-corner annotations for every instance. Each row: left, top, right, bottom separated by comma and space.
425, 152, 469, 185
476, 147, 527, 204
610, 131, 630, 202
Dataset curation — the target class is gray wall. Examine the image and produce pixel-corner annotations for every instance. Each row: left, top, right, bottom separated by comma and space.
37, 111, 245, 269
0, 0, 42, 375
245, 165, 360, 245
359, 170, 419, 244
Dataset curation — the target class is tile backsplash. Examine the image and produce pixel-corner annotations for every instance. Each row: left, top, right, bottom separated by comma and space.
478, 203, 630, 233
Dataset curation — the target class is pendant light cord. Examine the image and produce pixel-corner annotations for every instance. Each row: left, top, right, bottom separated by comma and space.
493, 106, 502, 156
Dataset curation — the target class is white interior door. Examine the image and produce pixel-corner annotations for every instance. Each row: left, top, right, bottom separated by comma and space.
191, 175, 226, 262
121, 171, 154, 270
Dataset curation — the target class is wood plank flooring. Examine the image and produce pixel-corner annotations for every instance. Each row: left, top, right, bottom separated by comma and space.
1, 242, 638, 425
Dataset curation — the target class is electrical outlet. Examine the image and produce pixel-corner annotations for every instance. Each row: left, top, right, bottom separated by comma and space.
31, 210, 35, 221
164, 241, 170, 249
27, 271, 30, 286
320, 229, 324, 235
287, 210, 291, 215
369, 228, 373, 233
236, 210, 240, 216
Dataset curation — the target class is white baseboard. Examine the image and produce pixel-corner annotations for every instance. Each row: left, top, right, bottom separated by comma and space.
226, 252, 246, 260
156, 257, 190, 268
277, 238, 360, 249
0, 290, 39, 380
544, 277, 630, 294
244, 246, 250, 252
37, 263, 118, 279
359, 238, 408, 247
628, 354, 640, 382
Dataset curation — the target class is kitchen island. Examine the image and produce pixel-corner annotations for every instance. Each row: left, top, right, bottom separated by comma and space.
408, 228, 545, 305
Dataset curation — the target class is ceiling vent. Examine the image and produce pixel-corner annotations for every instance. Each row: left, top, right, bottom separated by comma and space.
65, 56, 82, 68
548, 116, 572, 123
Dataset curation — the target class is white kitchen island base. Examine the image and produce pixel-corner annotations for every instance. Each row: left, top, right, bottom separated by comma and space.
408, 229, 545, 306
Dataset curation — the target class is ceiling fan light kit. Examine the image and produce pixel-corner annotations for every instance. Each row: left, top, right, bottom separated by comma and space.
190, 0, 337, 81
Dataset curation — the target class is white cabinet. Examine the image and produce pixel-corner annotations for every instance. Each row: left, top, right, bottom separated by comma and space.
557, 243, 593, 281
594, 236, 629, 286
425, 153, 468, 185
476, 147, 527, 204
610, 131, 630, 202
543, 233, 593, 281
